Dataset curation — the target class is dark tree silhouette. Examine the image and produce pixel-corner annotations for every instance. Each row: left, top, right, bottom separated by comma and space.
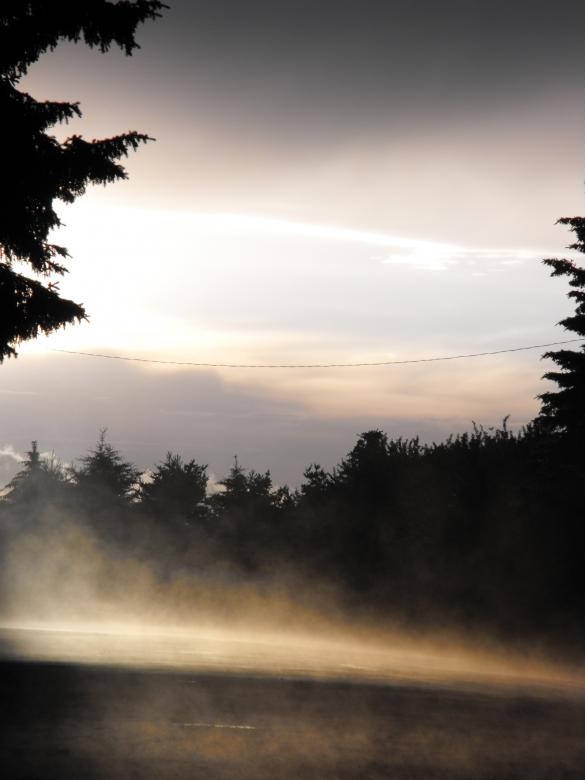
140, 452, 208, 523
336, 430, 396, 504
2, 440, 68, 506
212, 457, 274, 515
300, 463, 332, 504
209, 457, 284, 570
538, 216, 585, 436
0, 0, 166, 360
72, 429, 141, 506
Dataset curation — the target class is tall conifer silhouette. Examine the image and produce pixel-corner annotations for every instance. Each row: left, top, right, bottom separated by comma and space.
0, 1, 166, 360
539, 216, 585, 435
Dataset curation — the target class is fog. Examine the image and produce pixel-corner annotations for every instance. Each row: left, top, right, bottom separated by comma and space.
2, 508, 583, 700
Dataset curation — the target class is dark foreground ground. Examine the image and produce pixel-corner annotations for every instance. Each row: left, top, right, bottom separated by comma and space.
1, 660, 585, 779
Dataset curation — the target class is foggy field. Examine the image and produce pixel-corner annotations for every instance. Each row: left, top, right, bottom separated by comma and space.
1, 629, 585, 779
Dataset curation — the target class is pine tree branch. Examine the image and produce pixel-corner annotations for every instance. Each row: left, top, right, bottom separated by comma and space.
1, 1, 168, 82
0, 263, 86, 361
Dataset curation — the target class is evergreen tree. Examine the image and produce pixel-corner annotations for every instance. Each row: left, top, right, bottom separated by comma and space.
300, 463, 332, 504
214, 456, 249, 509
538, 216, 585, 436
212, 457, 274, 516
210, 457, 282, 569
335, 430, 395, 504
0, 1, 166, 360
72, 429, 141, 505
3, 441, 68, 506
141, 452, 208, 523
332, 431, 396, 591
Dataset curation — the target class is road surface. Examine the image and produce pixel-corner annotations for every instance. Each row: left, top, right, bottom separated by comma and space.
2, 657, 585, 779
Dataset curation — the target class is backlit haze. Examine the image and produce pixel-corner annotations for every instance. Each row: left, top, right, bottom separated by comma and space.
2, 0, 584, 486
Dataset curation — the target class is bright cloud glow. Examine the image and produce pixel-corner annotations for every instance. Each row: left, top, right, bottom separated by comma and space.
59, 203, 548, 269
30, 200, 566, 366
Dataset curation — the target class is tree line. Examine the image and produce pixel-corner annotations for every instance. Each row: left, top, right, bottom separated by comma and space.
0, 417, 582, 649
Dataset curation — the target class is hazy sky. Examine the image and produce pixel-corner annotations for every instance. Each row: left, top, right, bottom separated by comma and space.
3, 0, 584, 485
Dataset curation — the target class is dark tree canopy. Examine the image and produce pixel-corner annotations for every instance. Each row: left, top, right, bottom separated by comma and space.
72, 429, 141, 504
3, 440, 68, 506
300, 463, 332, 504
140, 452, 208, 522
538, 216, 585, 436
213, 457, 275, 515
0, 0, 166, 361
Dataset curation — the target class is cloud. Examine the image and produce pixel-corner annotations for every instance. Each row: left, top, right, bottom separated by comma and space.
52, 201, 569, 297
0, 347, 553, 487
0, 390, 40, 397
0, 446, 25, 493
0, 445, 24, 463
381, 244, 544, 273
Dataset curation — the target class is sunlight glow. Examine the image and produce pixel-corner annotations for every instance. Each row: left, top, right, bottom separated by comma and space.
57, 202, 545, 268
13, 200, 558, 426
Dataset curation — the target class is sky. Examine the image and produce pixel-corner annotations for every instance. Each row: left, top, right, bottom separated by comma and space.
2, 0, 585, 486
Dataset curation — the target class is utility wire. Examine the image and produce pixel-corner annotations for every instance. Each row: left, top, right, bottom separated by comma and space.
52, 338, 584, 369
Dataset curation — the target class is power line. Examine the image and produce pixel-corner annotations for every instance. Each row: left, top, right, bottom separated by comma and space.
51, 338, 584, 369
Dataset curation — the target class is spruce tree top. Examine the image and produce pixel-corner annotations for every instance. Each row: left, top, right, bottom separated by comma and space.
538, 216, 585, 435
0, 1, 166, 361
